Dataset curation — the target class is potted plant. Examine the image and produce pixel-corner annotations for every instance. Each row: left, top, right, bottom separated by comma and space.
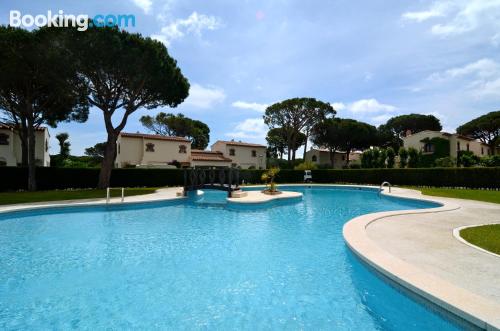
261, 167, 281, 195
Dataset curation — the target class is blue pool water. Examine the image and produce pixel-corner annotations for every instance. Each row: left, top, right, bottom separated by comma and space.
0, 186, 466, 330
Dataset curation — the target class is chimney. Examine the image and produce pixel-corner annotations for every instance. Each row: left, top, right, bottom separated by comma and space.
405, 129, 412, 137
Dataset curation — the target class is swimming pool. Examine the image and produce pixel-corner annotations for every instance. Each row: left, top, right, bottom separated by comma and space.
0, 186, 467, 329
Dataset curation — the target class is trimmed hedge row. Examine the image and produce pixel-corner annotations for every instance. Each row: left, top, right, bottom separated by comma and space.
311, 168, 500, 189
1, 167, 499, 191
0, 167, 184, 191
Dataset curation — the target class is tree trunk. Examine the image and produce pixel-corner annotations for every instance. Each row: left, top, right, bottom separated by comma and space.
26, 118, 36, 191
345, 148, 351, 167
17, 117, 29, 167
98, 134, 117, 189
302, 131, 309, 160
19, 132, 28, 167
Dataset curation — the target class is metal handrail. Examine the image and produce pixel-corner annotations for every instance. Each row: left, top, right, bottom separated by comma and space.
379, 181, 391, 195
106, 187, 125, 204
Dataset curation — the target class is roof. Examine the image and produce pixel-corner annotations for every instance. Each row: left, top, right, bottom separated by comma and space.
213, 140, 266, 148
0, 123, 47, 131
190, 150, 232, 162
120, 132, 190, 142
309, 148, 363, 154
406, 130, 488, 145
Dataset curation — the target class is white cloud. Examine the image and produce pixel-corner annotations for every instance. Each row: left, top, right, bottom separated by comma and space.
184, 83, 226, 109
429, 58, 500, 80
331, 102, 346, 111
347, 99, 397, 113
152, 12, 222, 46
131, 0, 153, 14
403, 0, 500, 37
427, 58, 500, 99
226, 118, 267, 139
231, 101, 269, 112
402, 2, 450, 22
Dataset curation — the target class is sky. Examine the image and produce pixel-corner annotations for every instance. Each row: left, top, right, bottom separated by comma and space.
2, 0, 500, 155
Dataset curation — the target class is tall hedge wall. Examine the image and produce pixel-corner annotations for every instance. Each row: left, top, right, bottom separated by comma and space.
311, 168, 500, 189
0, 167, 499, 191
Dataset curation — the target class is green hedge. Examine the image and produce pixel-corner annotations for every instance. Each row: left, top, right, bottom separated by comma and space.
1, 167, 499, 191
311, 168, 500, 189
0, 167, 184, 191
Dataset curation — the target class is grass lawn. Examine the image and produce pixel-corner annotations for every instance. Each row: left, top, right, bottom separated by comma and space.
413, 187, 500, 204
0, 188, 159, 206
460, 224, 500, 255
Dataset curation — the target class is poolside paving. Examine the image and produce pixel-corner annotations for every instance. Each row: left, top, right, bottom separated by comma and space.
366, 188, 500, 307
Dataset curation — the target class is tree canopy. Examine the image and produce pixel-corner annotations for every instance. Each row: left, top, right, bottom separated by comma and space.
67, 24, 190, 188
0, 26, 89, 190
55, 133, 71, 157
85, 142, 107, 161
456, 111, 500, 154
378, 114, 442, 149
263, 98, 335, 161
140, 112, 210, 149
312, 118, 377, 166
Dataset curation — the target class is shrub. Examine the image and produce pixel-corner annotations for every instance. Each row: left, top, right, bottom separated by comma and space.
458, 151, 480, 168
1, 167, 499, 191
434, 157, 456, 168
398, 147, 408, 168
361, 149, 374, 168
311, 168, 500, 188
407, 147, 420, 168
480, 155, 500, 167
294, 161, 317, 170
386, 147, 395, 168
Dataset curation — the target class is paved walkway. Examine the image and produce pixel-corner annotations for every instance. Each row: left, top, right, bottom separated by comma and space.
367, 188, 500, 306
0, 187, 182, 214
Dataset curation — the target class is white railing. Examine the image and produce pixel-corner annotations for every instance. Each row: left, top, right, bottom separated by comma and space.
106, 187, 125, 204
379, 181, 391, 195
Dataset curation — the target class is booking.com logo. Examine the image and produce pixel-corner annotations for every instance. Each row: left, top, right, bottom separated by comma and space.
9, 10, 136, 31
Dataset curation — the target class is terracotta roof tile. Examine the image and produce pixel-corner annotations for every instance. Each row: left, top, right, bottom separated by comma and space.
120, 132, 190, 142
213, 140, 266, 148
190, 150, 232, 162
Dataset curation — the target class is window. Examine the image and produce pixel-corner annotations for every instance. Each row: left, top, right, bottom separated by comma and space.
342, 155, 345, 161
457, 141, 461, 151
45, 139, 48, 152
229, 148, 235, 156
251, 150, 257, 157
311, 155, 317, 162
0, 133, 9, 145
118, 144, 120, 154
0, 157, 6, 166
146, 143, 155, 152
466, 143, 470, 151
481, 147, 484, 155
179, 145, 187, 154
423, 143, 435, 153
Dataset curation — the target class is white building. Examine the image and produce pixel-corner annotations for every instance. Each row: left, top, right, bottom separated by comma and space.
115, 133, 267, 169
402, 130, 491, 158
0, 124, 50, 167
211, 140, 267, 169
115, 132, 192, 168
305, 148, 362, 168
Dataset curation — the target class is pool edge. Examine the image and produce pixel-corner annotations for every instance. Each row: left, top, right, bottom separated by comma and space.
343, 188, 500, 331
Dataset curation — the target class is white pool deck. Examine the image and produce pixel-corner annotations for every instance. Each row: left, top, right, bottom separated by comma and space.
0, 185, 498, 329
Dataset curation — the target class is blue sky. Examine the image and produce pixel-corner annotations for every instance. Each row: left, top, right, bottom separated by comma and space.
2, 0, 500, 155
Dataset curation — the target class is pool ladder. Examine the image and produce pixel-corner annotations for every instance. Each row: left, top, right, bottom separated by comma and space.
379, 181, 391, 196
106, 187, 125, 204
